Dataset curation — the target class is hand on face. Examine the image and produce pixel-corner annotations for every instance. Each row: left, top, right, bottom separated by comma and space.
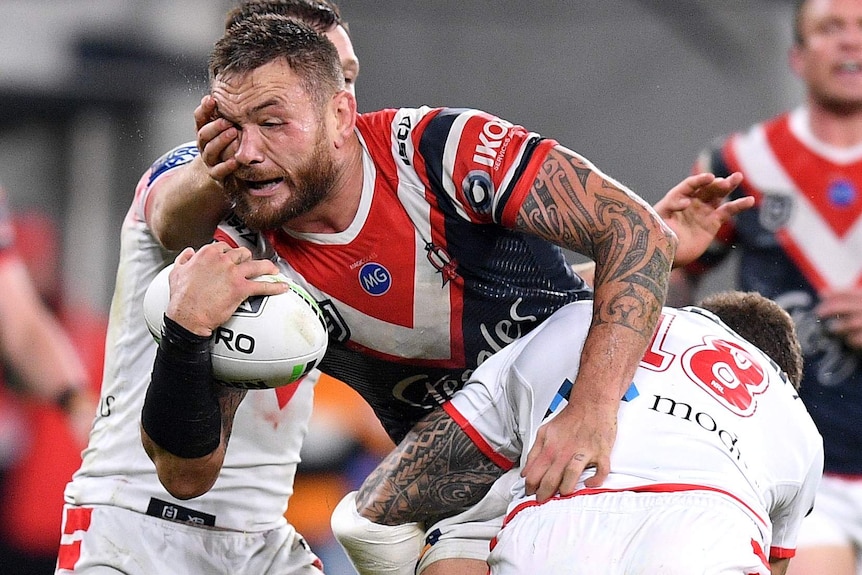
195, 95, 240, 182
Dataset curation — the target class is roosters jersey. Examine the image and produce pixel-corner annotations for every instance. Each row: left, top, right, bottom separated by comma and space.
63, 145, 315, 533
689, 107, 862, 474
449, 301, 824, 560
217, 107, 592, 442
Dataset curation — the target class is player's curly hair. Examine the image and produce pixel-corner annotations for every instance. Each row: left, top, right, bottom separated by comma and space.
698, 291, 804, 390
224, 0, 347, 34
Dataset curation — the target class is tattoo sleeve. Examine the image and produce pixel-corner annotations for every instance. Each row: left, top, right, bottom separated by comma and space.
355, 408, 505, 527
515, 146, 675, 334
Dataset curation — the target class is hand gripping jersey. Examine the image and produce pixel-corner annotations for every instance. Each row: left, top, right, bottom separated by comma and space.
217, 107, 592, 442
62, 144, 315, 534
689, 107, 862, 474
448, 300, 824, 560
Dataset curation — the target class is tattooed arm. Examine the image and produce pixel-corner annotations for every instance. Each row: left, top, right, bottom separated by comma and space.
514, 145, 677, 502
355, 408, 504, 526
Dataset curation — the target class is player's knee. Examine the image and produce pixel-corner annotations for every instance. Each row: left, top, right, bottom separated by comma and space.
331, 491, 425, 575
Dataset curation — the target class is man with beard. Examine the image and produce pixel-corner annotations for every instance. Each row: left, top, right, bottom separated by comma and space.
141, 14, 751, 575
55, 3, 358, 574
669, 1, 862, 573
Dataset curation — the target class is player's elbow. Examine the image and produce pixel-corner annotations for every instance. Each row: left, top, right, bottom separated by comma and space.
153, 456, 220, 500
159, 470, 218, 500
141, 428, 222, 499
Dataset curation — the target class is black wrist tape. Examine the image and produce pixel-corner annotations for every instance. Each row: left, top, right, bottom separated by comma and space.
141, 315, 221, 459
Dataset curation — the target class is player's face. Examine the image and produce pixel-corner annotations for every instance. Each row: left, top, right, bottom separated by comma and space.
326, 25, 359, 95
213, 60, 339, 231
792, 0, 862, 112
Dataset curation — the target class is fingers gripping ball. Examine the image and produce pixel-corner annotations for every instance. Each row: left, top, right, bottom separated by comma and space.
143, 263, 328, 389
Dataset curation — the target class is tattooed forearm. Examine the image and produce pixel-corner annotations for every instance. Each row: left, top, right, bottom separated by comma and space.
215, 385, 247, 448
515, 147, 675, 332
355, 408, 505, 526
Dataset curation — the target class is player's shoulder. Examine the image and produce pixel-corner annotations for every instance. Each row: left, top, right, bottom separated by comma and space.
146, 141, 199, 187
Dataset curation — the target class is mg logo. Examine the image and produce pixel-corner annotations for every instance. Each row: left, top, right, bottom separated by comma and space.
358, 262, 391, 296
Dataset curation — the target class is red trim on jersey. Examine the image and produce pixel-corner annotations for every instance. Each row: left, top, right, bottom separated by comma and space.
727, 142, 836, 292
275, 380, 301, 409
769, 545, 795, 560
442, 401, 515, 471
498, 139, 558, 229
824, 471, 862, 480
213, 228, 239, 247
408, 109, 469, 365
57, 507, 93, 570
501, 482, 768, 529
765, 120, 862, 291
766, 116, 862, 236
751, 539, 772, 569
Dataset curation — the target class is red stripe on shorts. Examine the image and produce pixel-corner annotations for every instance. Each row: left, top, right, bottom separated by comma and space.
57, 507, 93, 571
63, 507, 93, 534
57, 540, 82, 571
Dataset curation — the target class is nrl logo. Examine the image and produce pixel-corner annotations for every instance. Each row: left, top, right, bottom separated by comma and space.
234, 295, 266, 316
758, 193, 793, 232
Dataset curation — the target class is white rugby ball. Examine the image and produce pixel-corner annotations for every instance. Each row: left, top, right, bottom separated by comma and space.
143, 263, 328, 389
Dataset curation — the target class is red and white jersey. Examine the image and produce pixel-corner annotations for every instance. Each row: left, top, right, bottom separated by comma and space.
689, 107, 862, 475
217, 107, 592, 443
448, 300, 824, 560
64, 145, 315, 532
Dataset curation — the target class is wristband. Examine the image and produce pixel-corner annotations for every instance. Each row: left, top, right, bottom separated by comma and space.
141, 315, 221, 459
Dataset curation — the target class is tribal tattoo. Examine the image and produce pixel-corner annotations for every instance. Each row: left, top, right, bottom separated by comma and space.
355, 408, 505, 527
515, 147, 674, 333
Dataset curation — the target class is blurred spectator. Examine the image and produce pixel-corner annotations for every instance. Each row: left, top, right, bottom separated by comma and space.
0, 198, 104, 575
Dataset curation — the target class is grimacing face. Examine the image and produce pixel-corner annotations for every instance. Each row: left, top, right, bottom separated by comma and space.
214, 24, 358, 231
791, 0, 862, 112
214, 59, 340, 231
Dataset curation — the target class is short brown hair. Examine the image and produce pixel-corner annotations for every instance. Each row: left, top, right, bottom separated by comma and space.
209, 14, 344, 107
224, 0, 347, 34
698, 291, 804, 390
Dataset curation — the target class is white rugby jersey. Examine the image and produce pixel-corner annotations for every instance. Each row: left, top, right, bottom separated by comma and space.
63, 146, 315, 532
447, 300, 824, 560
217, 106, 592, 443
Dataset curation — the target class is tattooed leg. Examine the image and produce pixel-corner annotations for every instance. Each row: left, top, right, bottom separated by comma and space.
355, 406, 505, 526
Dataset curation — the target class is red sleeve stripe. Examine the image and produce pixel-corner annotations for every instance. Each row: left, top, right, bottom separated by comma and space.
442, 401, 514, 471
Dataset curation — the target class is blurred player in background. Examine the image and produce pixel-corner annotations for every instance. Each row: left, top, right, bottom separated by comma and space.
0, 189, 100, 575
670, 1, 862, 573
345, 291, 822, 575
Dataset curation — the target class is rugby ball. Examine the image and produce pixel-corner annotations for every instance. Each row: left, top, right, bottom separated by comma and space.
143, 263, 328, 389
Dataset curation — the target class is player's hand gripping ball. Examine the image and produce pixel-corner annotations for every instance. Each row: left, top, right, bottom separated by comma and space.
143, 264, 328, 389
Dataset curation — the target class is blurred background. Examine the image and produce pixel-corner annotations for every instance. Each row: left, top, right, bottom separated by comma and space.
0, 0, 800, 314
